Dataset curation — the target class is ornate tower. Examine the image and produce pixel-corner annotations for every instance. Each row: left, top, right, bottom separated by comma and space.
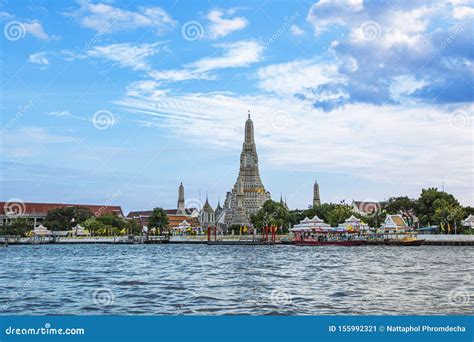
313, 180, 321, 206
225, 111, 271, 227
177, 182, 185, 214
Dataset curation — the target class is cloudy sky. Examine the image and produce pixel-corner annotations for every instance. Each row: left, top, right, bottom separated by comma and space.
1, 0, 473, 213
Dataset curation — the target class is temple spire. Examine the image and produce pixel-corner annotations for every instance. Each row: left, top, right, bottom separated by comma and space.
244, 110, 254, 144
313, 180, 321, 206
177, 182, 185, 214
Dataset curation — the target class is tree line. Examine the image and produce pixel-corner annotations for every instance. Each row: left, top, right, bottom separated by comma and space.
250, 187, 473, 234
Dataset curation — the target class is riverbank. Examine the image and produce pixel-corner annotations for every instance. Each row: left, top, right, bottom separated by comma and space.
1, 234, 474, 246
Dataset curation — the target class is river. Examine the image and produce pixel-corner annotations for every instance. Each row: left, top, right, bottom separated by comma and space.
0, 244, 472, 315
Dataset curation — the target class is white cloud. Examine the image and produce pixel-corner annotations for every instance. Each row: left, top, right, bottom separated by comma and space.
86, 42, 164, 71
23, 20, 51, 40
189, 40, 264, 71
256, 59, 341, 96
126, 80, 168, 99
207, 8, 248, 39
47, 110, 73, 117
148, 40, 264, 82
290, 24, 304, 36
307, 0, 364, 35
67, 1, 176, 34
28, 52, 50, 67
116, 90, 473, 205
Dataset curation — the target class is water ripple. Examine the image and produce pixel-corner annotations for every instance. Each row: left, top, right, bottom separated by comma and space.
0, 244, 472, 315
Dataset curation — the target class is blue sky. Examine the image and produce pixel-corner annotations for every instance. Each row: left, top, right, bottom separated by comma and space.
1, 0, 473, 213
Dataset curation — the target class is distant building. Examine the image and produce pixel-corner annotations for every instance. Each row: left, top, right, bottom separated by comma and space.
126, 183, 199, 230
224, 112, 271, 227
279, 194, 288, 210
198, 195, 215, 229
0, 201, 123, 228
352, 200, 385, 216
380, 214, 408, 232
177, 182, 185, 215
313, 180, 321, 206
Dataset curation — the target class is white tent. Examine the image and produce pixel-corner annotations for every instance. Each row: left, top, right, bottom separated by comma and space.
70, 224, 89, 236
462, 214, 474, 229
32, 224, 51, 236
290, 216, 332, 232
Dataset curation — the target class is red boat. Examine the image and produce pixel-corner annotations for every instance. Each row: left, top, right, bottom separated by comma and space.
291, 227, 365, 246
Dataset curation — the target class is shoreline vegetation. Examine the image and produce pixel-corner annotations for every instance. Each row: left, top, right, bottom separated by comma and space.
1, 187, 473, 238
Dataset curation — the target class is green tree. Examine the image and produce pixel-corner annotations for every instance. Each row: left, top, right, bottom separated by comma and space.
44, 207, 93, 231
433, 199, 465, 233
298, 203, 336, 223
416, 188, 460, 226
96, 214, 126, 229
250, 200, 291, 232
325, 204, 353, 227
148, 207, 169, 234
2, 217, 34, 236
125, 219, 141, 235
384, 196, 417, 226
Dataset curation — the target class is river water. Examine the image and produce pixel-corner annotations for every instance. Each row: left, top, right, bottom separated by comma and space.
0, 244, 472, 315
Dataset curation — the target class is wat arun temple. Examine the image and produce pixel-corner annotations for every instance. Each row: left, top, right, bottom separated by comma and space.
219, 112, 271, 227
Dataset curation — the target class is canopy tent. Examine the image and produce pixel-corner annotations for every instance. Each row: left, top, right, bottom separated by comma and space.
70, 224, 90, 236
462, 214, 474, 229
32, 224, 51, 236
290, 215, 332, 232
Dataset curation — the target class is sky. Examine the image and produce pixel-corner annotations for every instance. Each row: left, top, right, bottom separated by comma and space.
0, 0, 473, 214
